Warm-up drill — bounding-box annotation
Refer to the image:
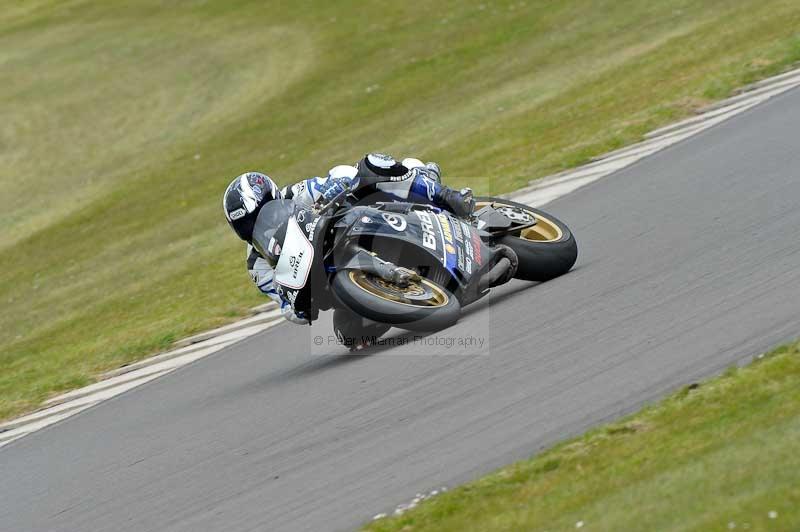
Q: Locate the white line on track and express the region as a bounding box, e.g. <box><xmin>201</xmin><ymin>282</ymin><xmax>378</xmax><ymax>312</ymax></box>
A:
<box><xmin>0</xmin><ymin>309</ymin><xmax>283</xmax><ymax>448</ymax></box>
<box><xmin>2</xmin><ymin>67</ymin><xmax>799</xmax><ymax>449</ymax></box>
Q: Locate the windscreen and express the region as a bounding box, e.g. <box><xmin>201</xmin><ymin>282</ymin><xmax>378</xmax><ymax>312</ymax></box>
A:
<box><xmin>251</xmin><ymin>199</ymin><xmax>296</xmax><ymax>258</ymax></box>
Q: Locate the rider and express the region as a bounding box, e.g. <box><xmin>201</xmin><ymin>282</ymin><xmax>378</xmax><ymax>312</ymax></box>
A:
<box><xmin>222</xmin><ymin>153</ymin><xmax>475</xmax><ymax>346</ymax></box>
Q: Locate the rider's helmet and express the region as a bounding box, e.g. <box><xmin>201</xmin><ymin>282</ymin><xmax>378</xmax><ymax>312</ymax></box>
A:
<box><xmin>222</xmin><ymin>172</ymin><xmax>280</xmax><ymax>242</ymax></box>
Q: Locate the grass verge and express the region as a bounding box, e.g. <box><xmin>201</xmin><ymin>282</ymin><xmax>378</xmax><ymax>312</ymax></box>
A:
<box><xmin>363</xmin><ymin>341</ymin><xmax>800</xmax><ymax>532</ymax></box>
<box><xmin>3</xmin><ymin>1</ymin><xmax>800</xmax><ymax>421</ymax></box>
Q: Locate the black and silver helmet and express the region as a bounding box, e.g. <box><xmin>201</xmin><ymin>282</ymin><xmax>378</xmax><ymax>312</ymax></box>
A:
<box><xmin>222</xmin><ymin>172</ymin><xmax>280</xmax><ymax>242</ymax></box>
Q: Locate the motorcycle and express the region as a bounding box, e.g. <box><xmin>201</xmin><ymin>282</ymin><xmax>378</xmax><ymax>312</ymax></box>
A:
<box><xmin>250</xmin><ymin>190</ymin><xmax>577</xmax><ymax>332</ymax></box>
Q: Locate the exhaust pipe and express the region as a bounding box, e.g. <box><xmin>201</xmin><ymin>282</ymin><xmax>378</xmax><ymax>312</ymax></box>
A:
<box><xmin>478</xmin><ymin>257</ymin><xmax>511</xmax><ymax>292</ymax></box>
<box><xmin>478</xmin><ymin>244</ymin><xmax>519</xmax><ymax>292</ymax></box>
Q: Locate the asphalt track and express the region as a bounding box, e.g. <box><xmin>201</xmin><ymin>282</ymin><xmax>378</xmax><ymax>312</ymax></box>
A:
<box><xmin>3</xmin><ymin>88</ymin><xmax>800</xmax><ymax>532</ymax></box>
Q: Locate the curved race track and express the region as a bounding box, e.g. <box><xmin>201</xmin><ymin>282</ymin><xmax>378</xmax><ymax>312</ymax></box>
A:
<box><xmin>2</xmin><ymin>88</ymin><xmax>800</xmax><ymax>532</ymax></box>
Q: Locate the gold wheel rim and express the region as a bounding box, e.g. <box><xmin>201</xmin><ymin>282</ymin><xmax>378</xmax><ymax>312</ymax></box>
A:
<box><xmin>475</xmin><ymin>201</ymin><xmax>563</xmax><ymax>242</ymax></box>
<box><xmin>348</xmin><ymin>270</ymin><xmax>449</xmax><ymax>308</ymax></box>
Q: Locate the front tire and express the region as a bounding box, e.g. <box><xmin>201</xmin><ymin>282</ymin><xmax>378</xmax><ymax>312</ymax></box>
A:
<box><xmin>476</xmin><ymin>197</ymin><xmax>578</xmax><ymax>282</ymax></box>
<box><xmin>332</xmin><ymin>270</ymin><xmax>461</xmax><ymax>331</ymax></box>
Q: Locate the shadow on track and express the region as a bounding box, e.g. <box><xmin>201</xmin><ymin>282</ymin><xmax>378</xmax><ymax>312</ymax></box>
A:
<box><xmin>214</xmin><ymin>268</ymin><xmax>581</xmax><ymax>402</ymax></box>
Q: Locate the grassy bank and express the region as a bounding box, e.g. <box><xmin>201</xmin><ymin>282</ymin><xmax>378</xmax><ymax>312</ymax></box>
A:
<box><xmin>2</xmin><ymin>0</ymin><xmax>800</xmax><ymax>421</ymax></box>
<box><xmin>364</xmin><ymin>341</ymin><xmax>800</xmax><ymax>531</ymax></box>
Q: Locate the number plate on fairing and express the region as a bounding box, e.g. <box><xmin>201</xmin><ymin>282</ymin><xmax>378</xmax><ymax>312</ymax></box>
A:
<box><xmin>275</xmin><ymin>217</ymin><xmax>314</xmax><ymax>290</ymax></box>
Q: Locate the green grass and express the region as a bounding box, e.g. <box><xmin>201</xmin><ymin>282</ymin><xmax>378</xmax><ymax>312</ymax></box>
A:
<box><xmin>364</xmin><ymin>342</ymin><xmax>800</xmax><ymax>532</ymax></box>
<box><xmin>3</xmin><ymin>0</ymin><xmax>800</xmax><ymax>421</ymax></box>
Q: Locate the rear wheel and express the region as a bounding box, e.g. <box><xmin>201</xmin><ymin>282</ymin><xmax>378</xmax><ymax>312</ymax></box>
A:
<box><xmin>332</xmin><ymin>270</ymin><xmax>461</xmax><ymax>331</ymax></box>
<box><xmin>475</xmin><ymin>197</ymin><xmax>577</xmax><ymax>281</ymax></box>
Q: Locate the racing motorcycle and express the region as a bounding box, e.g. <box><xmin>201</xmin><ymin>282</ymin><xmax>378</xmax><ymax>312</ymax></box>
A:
<box><xmin>251</xmin><ymin>190</ymin><xmax>577</xmax><ymax>332</ymax></box>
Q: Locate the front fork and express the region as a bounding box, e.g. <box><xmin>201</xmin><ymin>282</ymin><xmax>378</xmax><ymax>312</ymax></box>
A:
<box><xmin>337</xmin><ymin>247</ymin><xmax>421</xmax><ymax>287</ymax></box>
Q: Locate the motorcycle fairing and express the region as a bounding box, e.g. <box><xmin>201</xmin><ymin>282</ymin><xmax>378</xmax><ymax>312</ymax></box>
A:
<box><xmin>335</xmin><ymin>204</ymin><xmax>499</xmax><ymax>303</ymax></box>
<box><xmin>274</xmin><ymin>217</ymin><xmax>313</xmax><ymax>290</ymax></box>
<box><xmin>273</xmin><ymin>207</ymin><xmax>332</xmax><ymax>322</ymax></box>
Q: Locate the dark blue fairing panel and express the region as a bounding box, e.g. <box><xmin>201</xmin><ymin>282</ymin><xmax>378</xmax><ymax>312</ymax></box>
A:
<box><xmin>342</xmin><ymin>206</ymin><xmax>488</xmax><ymax>284</ymax></box>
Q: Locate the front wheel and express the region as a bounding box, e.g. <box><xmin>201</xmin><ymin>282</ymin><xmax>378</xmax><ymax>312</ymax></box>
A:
<box><xmin>332</xmin><ymin>270</ymin><xmax>461</xmax><ymax>331</ymax></box>
<box><xmin>475</xmin><ymin>197</ymin><xmax>578</xmax><ymax>282</ymax></box>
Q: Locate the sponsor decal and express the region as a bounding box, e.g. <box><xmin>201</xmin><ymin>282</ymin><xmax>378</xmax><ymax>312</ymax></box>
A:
<box><xmin>305</xmin><ymin>217</ymin><xmax>320</xmax><ymax>241</ymax></box>
<box><xmin>437</xmin><ymin>213</ymin><xmax>454</xmax><ymax>244</ymax></box>
<box><xmin>462</xmin><ymin>230</ymin><xmax>475</xmax><ymax>274</ymax></box>
<box><xmin>361</xmin><ymin>216</ymin><xmax>372</xmax><ymax>223</ymax></box>
<box><xmin>452</xmin><ymin>220</ymin><xmax>463</xmax><ymax>242</ymax></box>
<box><xmin>248</xmin><ymin>173</ymin><xmax>266</xmax><ymax>185</ymax></box>
<box><xmin>296</xmin><ymin>210</ymin><xmax>306</xmax><ymax>223</ymax></box>
<box><xmin>414</xmin><ymin>211</ymin><xmax>437</xmax><ymax>251</ymax></box>
<box><xmin>445</xmin><ymin>243</ymin><xmax>457</xmax><ymax>256</ymax></box>
<box><xmin>422</xmin><ymin>175</ymin><xmax>436</xmax><ymax>201</ymax></box>
<box><xmin>229</xmin><ymin>207</ymin><xmax>246</xmax><ymax>221</ymax></box>
<box><xmin>471</xmin><ymin>229</ymin><xmax>483</xmax><ymax>266</ymax></box>
<box><xmin>246</xmin><ymin>173</ymin><xmax>268</xmax><ymax>196</ymax></box>
<box><xmin>381</xmin><ymin>212</ymin><xmax>407</xmax><ymax>232</ymax></box>
<box><xmin>289</xmin><ymin>251</ymin><xmax>305</xmax><ymax>280</ymax></box>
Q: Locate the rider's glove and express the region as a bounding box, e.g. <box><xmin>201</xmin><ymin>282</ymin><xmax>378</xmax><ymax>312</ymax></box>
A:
<box><xmin>319</xmin><ymin>175</ymin><xmax>358</xmax><ymax>203</ymax></box>
<box><xmin>439</xmin><ymin>187</ymin><xmax>475</xmax><ymax>217</ymax></box>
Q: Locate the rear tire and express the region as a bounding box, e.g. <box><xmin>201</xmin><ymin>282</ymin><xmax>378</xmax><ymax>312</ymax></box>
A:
<box><xmin>476</xmin><ymin>197</ymin><xmax>578</xmax><ymax>282</ymax></box>
<box><xmin>332</xmin><ymin>270</ymin><xmax>461</xmax><ymax>331</ymax></box>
